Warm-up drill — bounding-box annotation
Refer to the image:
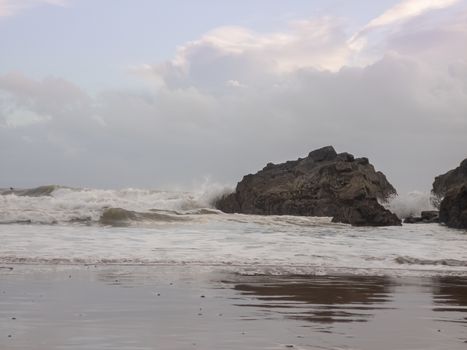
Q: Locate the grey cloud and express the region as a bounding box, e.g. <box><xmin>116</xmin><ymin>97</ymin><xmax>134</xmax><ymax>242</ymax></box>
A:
<box><xmin>1</xmin><ymin>10</ymin><xmax>466</xmax><ymax>192</ymax></box>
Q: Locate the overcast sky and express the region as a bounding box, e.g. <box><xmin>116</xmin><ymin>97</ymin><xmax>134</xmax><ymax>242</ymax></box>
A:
<box><xmin>0</xmin><ymin>0</ymin><xmax>466</xmax><ymax>193</ymax></box>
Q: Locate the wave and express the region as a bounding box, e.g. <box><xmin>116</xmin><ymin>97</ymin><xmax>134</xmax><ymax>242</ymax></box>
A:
<box><xmin>384</xmin><ymin>191</ymin><xmax>436</xmax><ymax>218</ymax></box>
<box><xmin>99</xmin><ymin>208</ymin><xmax>191</xmax><ymax>226</ymax></box>
<box><xmin>0</xmin><ymin>184</ymin><xmax>228</xmax><ymax>225</ymax></box>
<box><xmin>1</xmin><ymin>256</ymin><xmax>467</xmax><ymax>277</ymax></box>
<box><xmin>395</xmin><ymin>256</ymin><xmax>467</xmax><ymax>267</ymax></box>
<box><xmin>0</xmin><ymin>185</ymin><xmax>62</xmax><ymax>197</ymax></box>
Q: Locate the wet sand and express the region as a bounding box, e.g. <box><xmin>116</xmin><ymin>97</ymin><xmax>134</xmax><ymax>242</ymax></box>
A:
<box><xmin>1</xmin><ymin>265</ymin><xmax>467</xmax><ymax>350</ymax></box>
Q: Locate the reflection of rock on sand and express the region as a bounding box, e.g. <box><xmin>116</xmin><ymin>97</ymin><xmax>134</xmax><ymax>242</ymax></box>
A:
<box><xmin>230</xmin><ymin>276</ymin><xmax>393</xmax><ymax>324</ymax></box>
<box><xmin>432</xmin><ymin>277</ymin><xmax>467</xmax><ymax>314</ymax></box>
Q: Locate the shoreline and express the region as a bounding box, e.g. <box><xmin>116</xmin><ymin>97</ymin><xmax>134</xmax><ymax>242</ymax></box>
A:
<box><xmin>2</xmin><ymin>262</ymin><xmax>467</xmax><ymax>278</ymax></box>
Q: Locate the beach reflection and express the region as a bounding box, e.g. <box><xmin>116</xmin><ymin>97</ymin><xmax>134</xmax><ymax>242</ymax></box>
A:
<box><xmin>230</xmin><ymin>275</ymin><xmax>393</xmax><ymax>324</ymax></box>
<box><xmin>432</xmin><ymin>277</ymin><xmax>467</xmax><ymax>325</ymax></box>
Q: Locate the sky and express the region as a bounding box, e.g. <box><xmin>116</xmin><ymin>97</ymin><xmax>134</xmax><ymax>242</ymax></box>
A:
<box><xmin>0</xmin><ymin>0</ymin><xmax>466</xmax><ymax>193</ymax></box>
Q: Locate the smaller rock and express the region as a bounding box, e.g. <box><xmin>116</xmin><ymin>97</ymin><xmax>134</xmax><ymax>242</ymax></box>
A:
<box><xmin>308</xmin><ymin>146</ymin><xmax>337</xmax><ymax>162</ymax></box>
<box><xmin>404</xmin><ymin>210</ymin><xmax>440</xmax><ymax>224</ymax></box>
<box><xmin>421</xmin><ymin>211</ymin><xmax>439</xmax><ymax>221</ymax></box>
<box><xmin>404</xmin><ymin>216</ymin><xmax>422</xmax><ymax>224</ymax></box>
<box><xmin>337</xmin><ymin>152</ymin><xmax>355</xmax><ymax>162</ymax></box>
<box><xmin>331</xmin><ymin>199</ymin><xmax>401</xmax><ymax>226</ymax></box>
<box><xmin>355</xmin><ymin>157</ymin><xmax>369</xmax><ymax>165</ymax></box>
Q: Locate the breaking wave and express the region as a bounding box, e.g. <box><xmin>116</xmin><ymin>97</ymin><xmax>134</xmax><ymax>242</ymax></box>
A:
<box><xmin>99</xmin><ymin>208</ymin><xmax>192</xmax><ymax>226</ymax></box>
<box><xmin>384</xmin><ymin>191</ymin><xmax>436</xmax><ymax>218</ymax></box>
<box><xmin>0</xmin><ymin>185</ymin><xmax>64</xmax><ymax>197</ymax></box>
<box><xmin>0</xmin><ymin>184</ymin><xmax>228</xmax><ymax>225</ymax></box>
<box><xmin>395</xmin><ymin>256</ymin><xmax>467</xmax><ymax>267</ymax></box>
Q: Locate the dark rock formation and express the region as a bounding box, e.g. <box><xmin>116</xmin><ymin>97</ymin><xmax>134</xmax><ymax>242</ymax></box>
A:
<box><xmin>432</xmin><ymin>159</ymin><xmax>467</xmax><ymax>199</ymax></box>
<box><xmin>404</xmin><ymin>216</ymin><xmax>423</xmax><ymax>224</ymax></box>
<box><xmin>216</xmin><ymin>146</ymin><xmax>401</xmax><ymax>226</ymax></box>
<box><xmin>404</xmin><ymin>210</ymin><xmax>439</xmax><ymax>224</ymax></box>
<box><xmin>439</xmin><ymin>185</ymin><xmax>467</xmax><ymax>229</ymax></box>
<box><xmin>421</xmin><ymin>210</ymin><xmax>439</xmax><ymax>222</ymax></box>
<box><xmin>433</xmin><ymin>158</ymin><xmax>467</xmax><ymax>229</ymax></box>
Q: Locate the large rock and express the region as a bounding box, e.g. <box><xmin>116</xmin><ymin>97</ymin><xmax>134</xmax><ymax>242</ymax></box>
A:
<box><xmin>433</xmin><ymin>158</ymin><xmax>467</xmax><ymax>229</ymax></box>
<box><xmin>439</xmin><ymin>185</ymin><xmax>467</xmax><ymax>229</ymax></box>
<box><xmin>432</xmin><ymin>159</ymin><xmax>467</xmax><ymax>199</ymax></box>
<box><xmin>216</xmin><ymin>146</ymin><xmax>401</xmax><ymax>226</ymax></box>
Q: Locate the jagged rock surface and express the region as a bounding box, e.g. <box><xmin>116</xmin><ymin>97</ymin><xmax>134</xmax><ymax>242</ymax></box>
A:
<box><xmin>216</xmin><ymin>146</ymin><xmax>401</xmax><ymax>226</ymax></box>
<box><xmin>404</xmin><ymin>210</ymin><xmax>439</xmax><ymax>224</ymax></box>
<box><xmin>433</xmin><ymin>159</ymin><xmax>467</xmax><ymax>199</ymax></box>
<box><xmin>433</xmin><ymin>158</ymin><xmax>467</xmax><ymax>229</ymax></box>
<box><xmin>439</xmin><ymin>185</ymin><xmax>467</xmax><ymax>229</ymax></box>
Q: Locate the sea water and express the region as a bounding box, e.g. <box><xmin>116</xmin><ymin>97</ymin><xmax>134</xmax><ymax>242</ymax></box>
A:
<box><xmin>0</xmin><ymin>186</ymin><xmax>466</xmax><ymax>276</ymax></box>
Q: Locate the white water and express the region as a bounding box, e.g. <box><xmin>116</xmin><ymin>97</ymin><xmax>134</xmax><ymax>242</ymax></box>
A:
<box><xmin>384</xmin><ymin>191</ymin><xmax>436</xmax><ymax>218</ymax></box>
<box><xmin>0</xmin><ymin>186</ymin><xmax>225</xmax><ymax>224</ymax></box>
<box><xmin>0</xmin><ymin>186</ymin><xmax>466</xmax><ymax>276</ymax></box>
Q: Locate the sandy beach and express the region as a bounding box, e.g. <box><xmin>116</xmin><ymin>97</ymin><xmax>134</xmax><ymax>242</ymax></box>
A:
<box><xmin>1</xmin><ymin>264</ymin><xmax>466</xmax><ymax>350</ymax></box>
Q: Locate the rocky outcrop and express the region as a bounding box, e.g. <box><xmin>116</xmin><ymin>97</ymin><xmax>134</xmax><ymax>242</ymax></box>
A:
<box><xmin>432</xmin><ymin>159</ymin><xmax>467</xmax><ymax>203</ymax></box>
<box><xmin>216</xmin><ymin>146</ymin><xmax>401</xmax><ymax>226</ymax></box>
<box><xmin>433</xmin><ymin>158</ymin><xmax>467</xmax><ymax>229</ymax></box>
<box><xmin>439</xmin><ymin>185</ymin><xmax>467</xmax><ymax>229</ymax></box>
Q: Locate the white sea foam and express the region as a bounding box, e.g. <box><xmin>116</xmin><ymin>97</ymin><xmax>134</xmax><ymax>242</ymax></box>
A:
<box><xmin>0</xmin><ymin>185</ymin><xmax>227</xmax><ymax>225</ymax></box>
<box><xmin>384</xmin><ymin>191</ymin><xmax>436</xmax><ymax>218</ymax></box>
<box><xmin>1</xmin><ymin>186</ymin><xmax>466</xmax><ymax>277</ymax></box>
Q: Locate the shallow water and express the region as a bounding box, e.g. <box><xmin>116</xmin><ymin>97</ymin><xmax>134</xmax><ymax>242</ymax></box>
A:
<box><xmin>0</xmin><ymin>186</ymin><xmax>466</xmax><ymax>276</ymax></box>
<box><xmin>0</xmin><ymin>219</ymin><xmax>466</xmax><ymax>276</ymax></box>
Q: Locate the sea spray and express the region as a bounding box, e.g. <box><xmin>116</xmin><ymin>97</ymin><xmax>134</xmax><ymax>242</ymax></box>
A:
<box><xmin>384</xmin><ymin>191</ymin><xmax>436</xmax><ymax>218</ymax></box>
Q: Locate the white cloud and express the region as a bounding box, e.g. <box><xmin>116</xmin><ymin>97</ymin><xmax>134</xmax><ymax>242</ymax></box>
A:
<box><xmin>225</xmin><ymin>80</ymin><xmax>246</xmax><ymax>88</ymax></box>
<box><xmin>349</xmin><ymin>0</ymin><xmax>461</xmax><ymax>50</ymax></box>
<box><xmin>139</xmin><ymin>17</ymin><xmax>351</xmax><ymax>89</ymax></box>
<box><xmin>138</xmin><ymin>0</ymin><xmax>465</xmax><ymax>88</ymax></box>
<box><xmin>0</xmin><ymin>0</ymin><xmax>67</xmax><ymax>17</ymax></box>
<box><xmin>365</xmin><ymin>0</ymin><xmax>459</xmax><ymax>29</ymax></box>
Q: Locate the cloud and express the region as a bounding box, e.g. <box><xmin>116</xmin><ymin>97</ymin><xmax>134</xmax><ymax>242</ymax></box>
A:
<box><xmin>137</xmin><ymin>17</ymin><xmax>352</xmax><ymax>89</ymax></box>
<box><xmin>365</xmin><ymin>0</ymin><xmax>459</xmax><ymax>29</ymax></box>
<box><xmin>138</xmin><ymin>0</ymin><xmax>466</xmax><ymax>85</ymax></box>
<box><xmin>349</xmin><ymin>0</ymin><xmax>462</xmax><ymax>50</ymax></box>
<box><xmin>0</xmin><ymin>0</ymin><xmax>67</xmax><ymax>17</ymax></box>
<box><xmin>2</xmin><ymin>109</ymin><xmax>51</xmax><ymax>128</ymax></box>
<box><xmin>0</xmin><ymin>1</ymin><xmax>466</xmax><ymax>191</ymax></box>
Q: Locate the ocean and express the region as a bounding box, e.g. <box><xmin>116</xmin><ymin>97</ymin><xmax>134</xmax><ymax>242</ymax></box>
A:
<box><xmin>0</xmin><ymin>185</ymin><xmax>466</xmax><ymax>276</ymax></box>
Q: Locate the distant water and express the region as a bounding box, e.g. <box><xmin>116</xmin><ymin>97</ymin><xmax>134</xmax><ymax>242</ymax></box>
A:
<box><xmin>0</xmin><ymin>186</ymin><xmax>466</xmax><ymax>276</ymax></box>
